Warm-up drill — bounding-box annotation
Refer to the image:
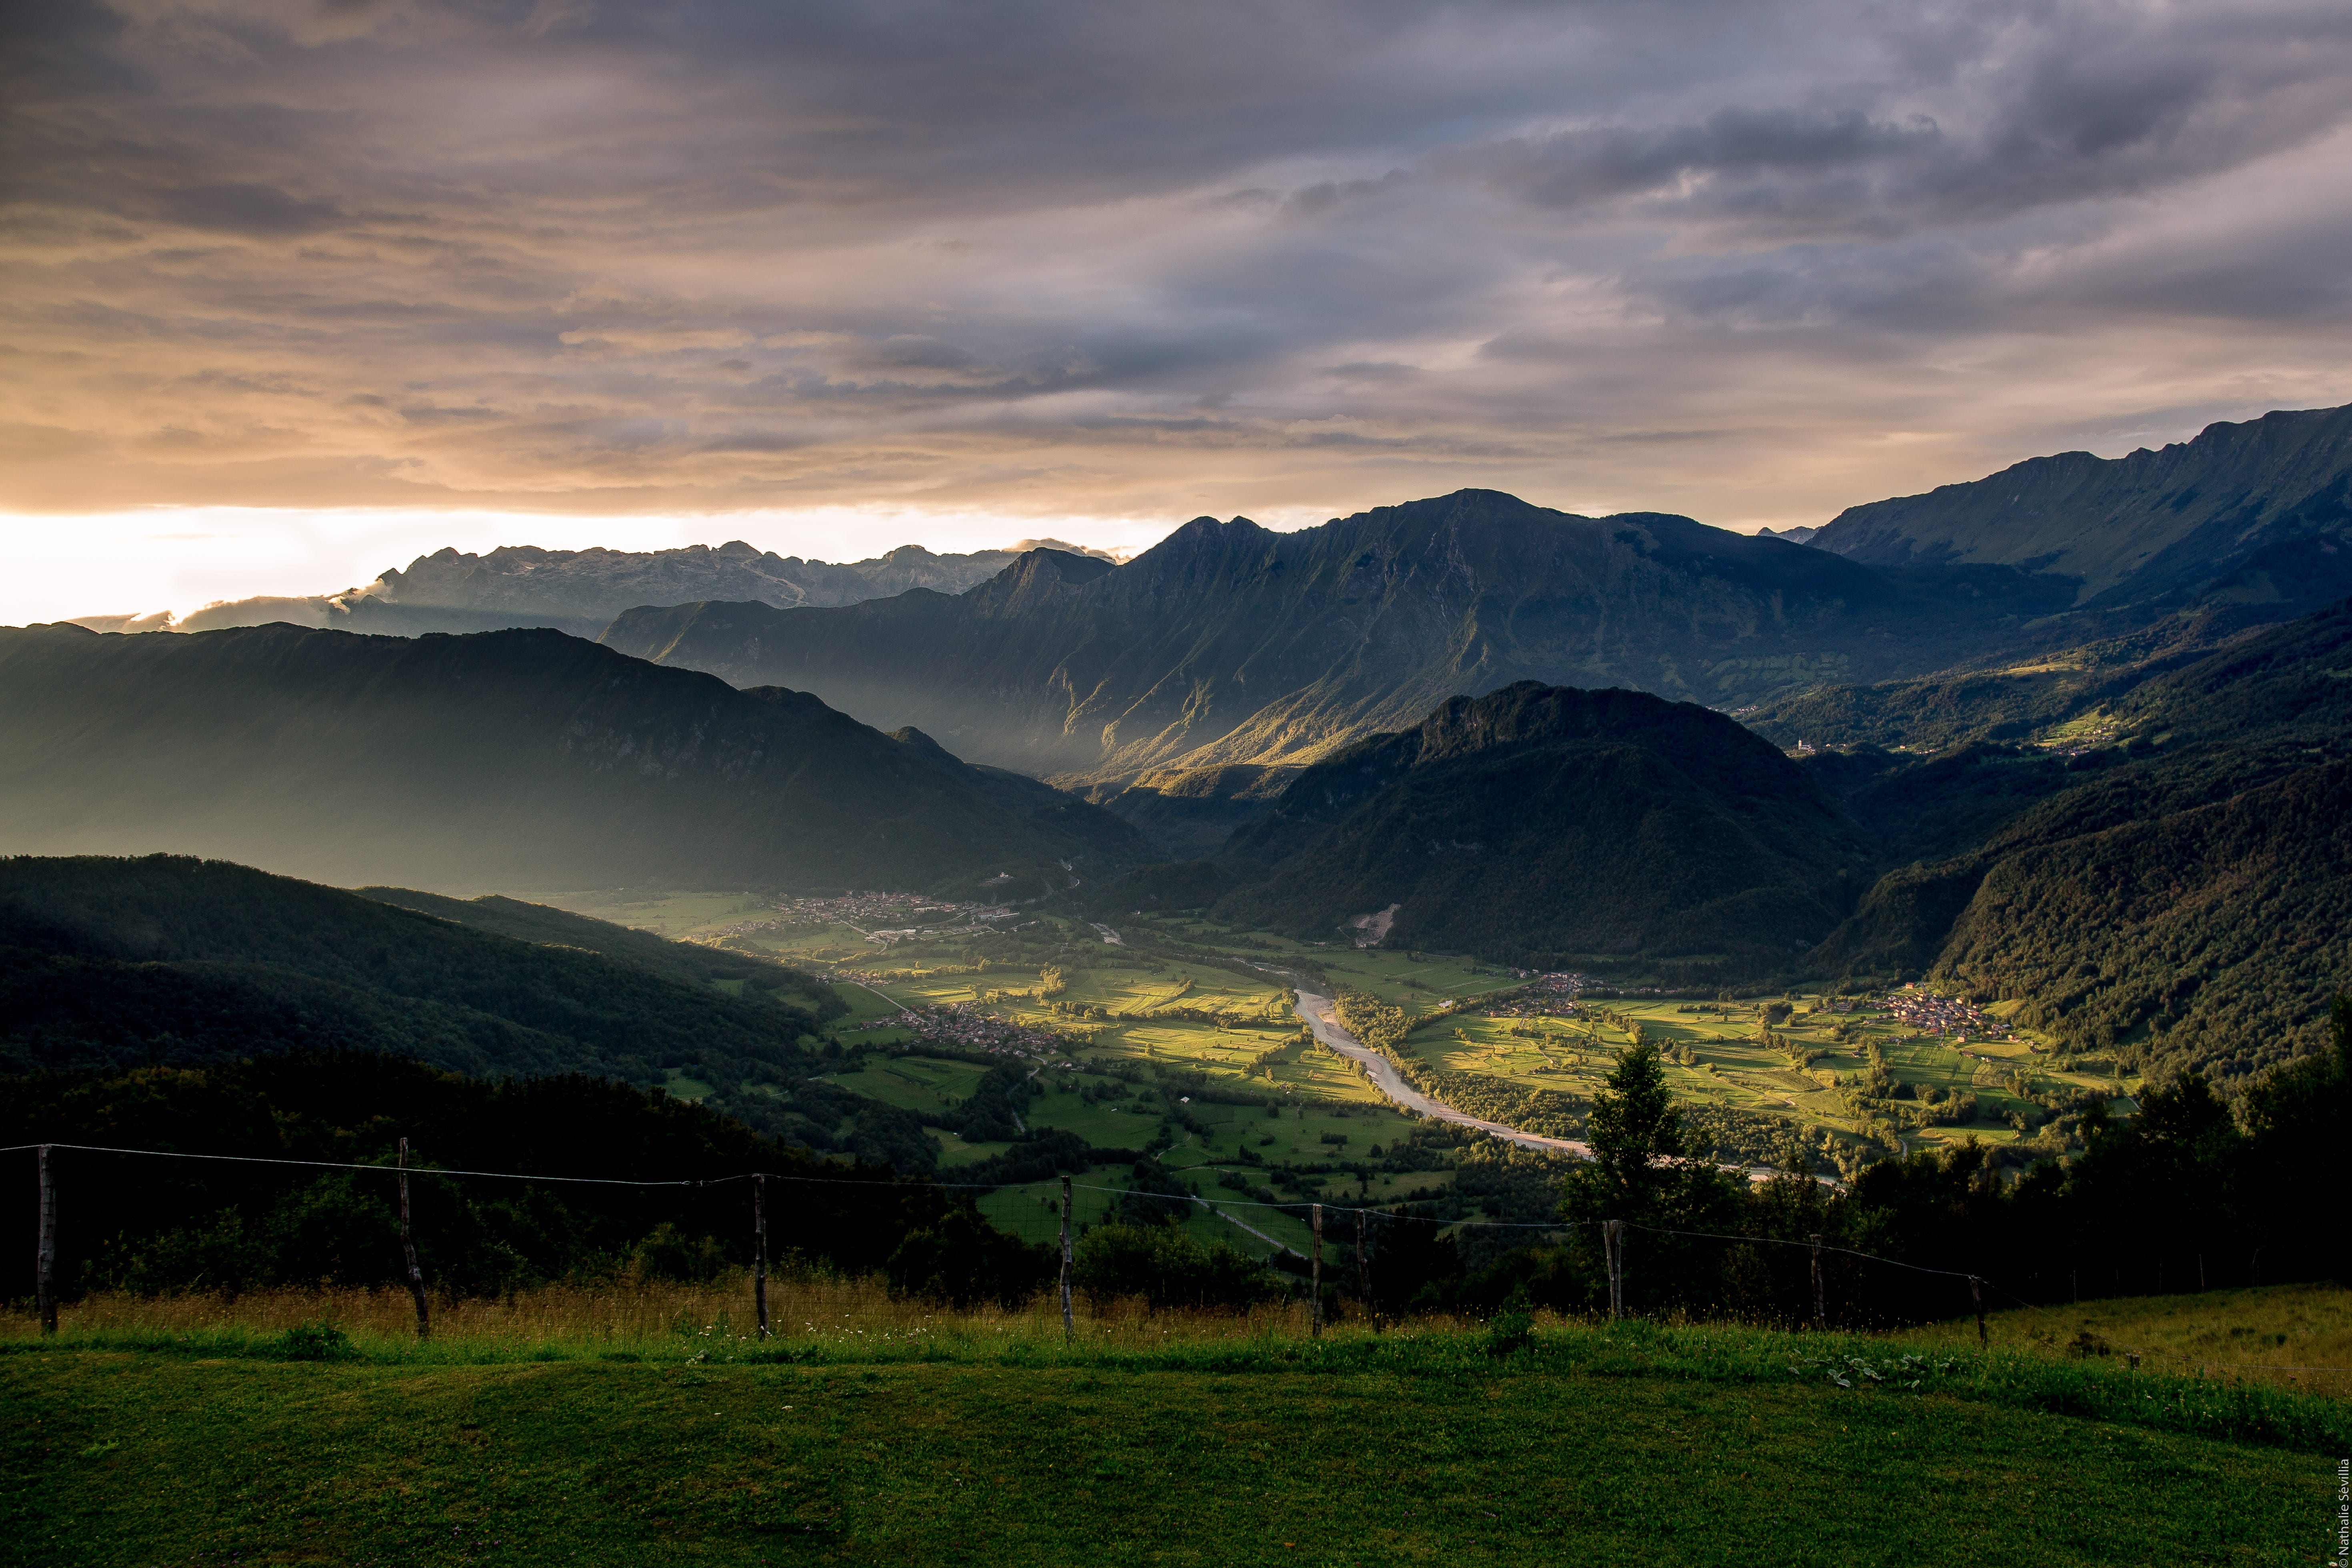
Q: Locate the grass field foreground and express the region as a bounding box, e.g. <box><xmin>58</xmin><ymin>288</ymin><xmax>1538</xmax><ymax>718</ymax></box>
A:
<box><xmin>4</xmin><ymin>1327</ymin><xmax>2336</xmax><ymax>1565</ymax></box>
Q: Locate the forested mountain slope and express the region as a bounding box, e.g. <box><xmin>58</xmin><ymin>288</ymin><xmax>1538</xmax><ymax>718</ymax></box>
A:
<box><xmin>0</xmin><ymin>856</ymin><xmax>837</xmax><ymax>1082</ymax></box>
<box><xmin>1184</xmin><ymin>683</ymin><xmax>1870</xmax><ymax>969</ymax></box>
<box><xmin>0</xmin><ymin>622</ymin><xmax>1151</xmax><ymax>895</ymax></box>
<box><xmin>1744</xmin><ymin>607</ymin><xmax>2263</xmax><ymax>757</ymax></box>
<box><xmin>1810</xmin><ymin>402</ymin><xmax>2352</xmax><ymax>611</ymax></box>
<box><xmin>1792</xmin><ymin>599</ymin><xmax>2352</xmax><ymax>1086</ymax></box>
<box><xmin>0</xmin><ymin>855</ymin><xmax>969</xmax><ymax>1170</ymax></box>
<box><xmin>601</xmin><ymin>491</ymin><xmax>2074</xmax><ymax>789</ymax></box>
<box><xmin>1932</xmin><ymin>760</ymin><xmax>2351</xmax><ymax>1086</ymax></box>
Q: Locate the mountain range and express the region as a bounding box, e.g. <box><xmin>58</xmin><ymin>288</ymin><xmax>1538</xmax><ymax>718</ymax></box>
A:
<box><xmin>76</xmin><ymin>539</ymin><xmax>1119</xmax><ymax>639</ymax></box>
<box><xmin>14</xmin><ymin>402</ymin><xmax>2352</xmax><ymax>1092</ymax></box>
<box><xmin>1810</xmin><ymin>404</ymin><xmax>2352</xmax><ymax>612</ymax></box>
<box><xmin>0</xmin><ymin>622</ymin><xmax>1152</xmax><ymax>895</ymax></box>
<box><xmin>591</xmin><ymin>404</ymin><xmax>2352</xmax><ymax>867</ymax></box>
<box><xmin>600</xmin><ymin>492</ymin><xmax>2077</xmax><ymax>796</ymax></box>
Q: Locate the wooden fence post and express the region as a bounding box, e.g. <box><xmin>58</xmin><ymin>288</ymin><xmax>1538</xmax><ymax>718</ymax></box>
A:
<box><xmin>1058</xmin><ymin>1174</ymin><xmax>1074</xmax><ymax>1343</ymax></box>
<box><xmin>35</xmin><ymin>1145</ymin><xmax>57</xmax><ymax>1336</ymax></box>
<box><xmin>1355</xmin><ymin>1208</ymin><xmax>1370</xmax><ymax>1326</ymax></box>
<box><xmin>1604</xmin><ymin>1220</ymin><xmax>1623</xmax><ymax>1322</ymax></box>
<box><xmin>752</xmin><ymin>1173</ymin><xmax>770</xmax><ymax>1340</ymax></box>
<box><xmin>1970</xmin><ymin>1276</ymin><xmax>1986</xmax><ymax>1350</ymax></box>
<box><xmin>1310</xmin><ymin>1203</ymin><xmax>1323</xmax><ymax>1338</ymax></box>
<box><xmin>397</xmin><ymin>1138</ymin><xmax>430</xmax><ymax>1341</ymax></box>
<box><xmin>1810</xmin><ymin>1232</ymin><xmax>1825</xmax><ymax>1329</ymax></box>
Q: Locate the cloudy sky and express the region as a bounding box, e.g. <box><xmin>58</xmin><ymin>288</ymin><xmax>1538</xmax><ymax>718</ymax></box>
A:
<box><xmin>6</xmin><ymin>0</ymin><xmax>2352</xmax><ymax>618</ymax></box>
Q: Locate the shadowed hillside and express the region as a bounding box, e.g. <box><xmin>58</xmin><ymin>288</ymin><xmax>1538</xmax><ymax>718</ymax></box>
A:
<box><xmin>0</xmin><ymin>855</ymin><xmax>838</xmax><ymax>1082</ymax></box>
<box><xmin>1198</xmin><ymin>682</ymin><xmax>1869</xmax><ymax>971</ymax></box>
<box><xmin>0</xmin><ymin>623</ymin><xmax>1153</xmax><ymax>896</ymax></box>
<box><xmin>0</xmin><ymin>855</ymin><xmax>966</xmax><ymax>1170</ymax></box>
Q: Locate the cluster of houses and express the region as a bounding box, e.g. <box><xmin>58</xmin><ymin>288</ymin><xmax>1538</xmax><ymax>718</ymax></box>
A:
<box><xmin>1882</xmin><ymin>986</ymin><xmax>2009</xmax><ymax>1043</ymax></box>
<box><xmin>769</xmin><ymin>891</ymin><xmax>974</xmax><ymax>927</ymax></box>
<box><xmin>1483</xmin><ymin>971</ymin><xmax>1589</xmax><ymax>1019</ymax></box>
<box><xmin>863</xmin><ymin>1001</ymin><xmax>1083</xmax><ymax>1063</ymax></box>
<box><xmin>724</xmin><ymin>891</ymin><xmax>1020</xmax><ymax>947</ymax></box>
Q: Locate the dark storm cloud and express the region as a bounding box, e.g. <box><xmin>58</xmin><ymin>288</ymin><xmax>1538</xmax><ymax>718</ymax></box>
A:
<box><xmin>1462</xmin><ymin>108</ymin><xmax>1944</xmax><ymax>217</ymax></box>
<box><xmin>3</xmin><ymin>0</ymin><xmax>2350</xmax><ymax>531</ymax></box>
<box><xmin>1451</xmin><ymin>3</ymin><xmax>2352</xmax><ymax>241</ymax></box>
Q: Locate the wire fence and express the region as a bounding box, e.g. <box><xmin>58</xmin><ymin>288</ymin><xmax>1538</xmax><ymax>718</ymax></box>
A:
<box><xmin>0</xmin><ymin>1139</ymin><xmax>1992</xmax><ymax>1324</ymax></box>
<box><xmin>9</xmin><ymin>1139</ymin><xmax>2345</xmax><ymax>1385</ymax></box>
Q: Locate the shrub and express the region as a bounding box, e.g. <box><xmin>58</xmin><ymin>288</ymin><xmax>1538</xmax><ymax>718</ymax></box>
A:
<box><xmin>884</xmin><ymin>1207</ymin><xmax>1049</xmax><ymax>1311</ymax></box>
<box><xmin>633</xmin><ymin>1223</ymin><xmax>733</xmax><ymax>1284</ymax></box>
<box><xmin>1487</xmin><ymin>1289</ymin><xmax>1536</xmax><ymax>1356</ymax></box>
<box><xmin>1072</xmin><ymin>1224</ymin><xmax>1284</xmax><ymax>1312</ymax></box>
<box><xmin>274</xmin><ymin>1321</ymin><xmax>356</xmax><ymax>1362</ymax></box>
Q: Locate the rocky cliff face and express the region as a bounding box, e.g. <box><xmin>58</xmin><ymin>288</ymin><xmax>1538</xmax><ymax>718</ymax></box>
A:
<box><xmin>372</xmin><ymin>540</ymin><xmax>1043</xmax><ymax>615</ymax></box>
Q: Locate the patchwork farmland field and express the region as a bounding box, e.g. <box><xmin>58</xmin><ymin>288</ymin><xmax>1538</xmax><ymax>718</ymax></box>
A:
<box><xmin>539</xmin><ymin>892</ymin><xmax>2151</xmax><ymax>1227</ymax></box>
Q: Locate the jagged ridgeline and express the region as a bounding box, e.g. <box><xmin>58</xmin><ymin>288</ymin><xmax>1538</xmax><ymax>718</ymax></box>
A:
<box><xmin>0</xmin><ymin>622</ymin><xmax>1152</xmax><ymax>895</ymax></box>
<box><xmin>0</xmin><ymin>855</ymin><xmax>842</xmax><ymax>1082</ymax></box>
<box><xmin>599</xmin><ymin>490</ymin><xmax>2076</xmax><ymax>788</ymax></box>
<box><xmin>140</xmin><ymin>538</ymin><xmax>1099</xmax><ymax>638</ymax></box>
<box><xmin>1114</xmin><ymin>683</ymin><xmax>1872</xmax><ymax>972</ymax></box>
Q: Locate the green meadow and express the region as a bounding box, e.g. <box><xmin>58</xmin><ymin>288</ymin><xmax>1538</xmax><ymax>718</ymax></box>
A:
<box><xmin>4</xmin><ymin>1300</ymin><xmax>2334</xmax><ymax>1567</ymax></box>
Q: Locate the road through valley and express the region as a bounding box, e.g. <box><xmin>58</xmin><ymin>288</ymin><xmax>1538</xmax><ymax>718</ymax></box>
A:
<box><xmin>1292</xmin><ymin>990</ymin><xmax>1592</xmax><ymax>1158</ymax></box>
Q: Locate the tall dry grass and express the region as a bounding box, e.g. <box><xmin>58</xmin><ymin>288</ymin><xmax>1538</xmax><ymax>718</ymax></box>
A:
<box><xmin>9</xmin><ymin>1273</ymin><xmax>2345</xmax><ymax>1398</ymax></box>
<box><xmin>0</xmin><ymin>1269</ymin><xmax>1374</xmax><ymax>1359</ymax></box>
<box><xmin>1906</xmin><ymin>1280</ymin><xmax>2352</xmax><ymax>1396</ymax></box>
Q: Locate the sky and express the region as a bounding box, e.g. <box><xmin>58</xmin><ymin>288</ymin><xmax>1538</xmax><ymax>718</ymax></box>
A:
<box><xmin>6</xmin><ymin>0</ymin><xmax>2352</xmax><ymax>622</ymax></box>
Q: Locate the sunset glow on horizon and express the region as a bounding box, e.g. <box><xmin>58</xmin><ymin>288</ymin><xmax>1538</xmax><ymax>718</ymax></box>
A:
<box><xmin>8</xmin><ymin>0</ymin><xmax>2352</xmax><ymax>620</ymax></box>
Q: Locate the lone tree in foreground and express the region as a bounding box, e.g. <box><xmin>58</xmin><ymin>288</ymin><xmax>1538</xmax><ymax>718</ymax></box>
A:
<box><xmin>1569</xmin><ymin>1041</ymin><xmax>1686</xmax><ymax>1218</ymax></box>
<box><xmin>1558</xmin><ymin>1041</ymin><xmax>1741</xmax><ymax>1310</ymax></box>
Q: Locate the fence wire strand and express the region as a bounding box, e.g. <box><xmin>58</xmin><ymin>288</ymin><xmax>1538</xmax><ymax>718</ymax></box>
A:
<box><xmin>6</xmin><ymin>1138</ymin><xmax>1999</xmax><ymax>1292</ymax></box>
